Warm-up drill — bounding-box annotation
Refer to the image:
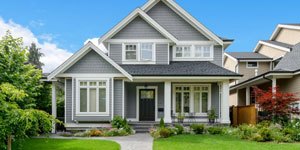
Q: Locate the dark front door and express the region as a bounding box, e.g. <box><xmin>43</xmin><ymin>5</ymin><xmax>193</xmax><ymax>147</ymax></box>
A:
<box><xmin>139</xmin><ymin>89</ymin><xmax>155</xmax><ymax>121</ymax></box>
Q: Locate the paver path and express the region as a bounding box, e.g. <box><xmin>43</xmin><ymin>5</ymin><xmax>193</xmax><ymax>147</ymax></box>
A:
<box><xmin>47</xmin><ymin>133</ymin><xmax>153</xmax><ymax>150</ymax></box>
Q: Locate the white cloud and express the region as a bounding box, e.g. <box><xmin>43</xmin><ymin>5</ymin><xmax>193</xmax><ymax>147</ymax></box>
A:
<box><xmin>84</xmin><ymin>38</ymin><xmax>108</xmax><ymax>53</ymax></box>
<box><xmin>0</xmin><ymin>18</ymin><xmax>72</xmax><ymax>73</ymax></box>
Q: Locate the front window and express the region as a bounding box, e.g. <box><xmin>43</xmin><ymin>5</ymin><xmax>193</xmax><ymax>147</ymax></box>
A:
<box><xmin>125</xmin><ymin>44</ymin><xmax>137</xmax><ymax>60</ymax></box>
<box><xmin>78</xmin><ymin>80</ymin><xmax>108</xmax><ymax>114</ymax></box>
<box><xmin>174</xmin><ymin>85</ymin><xmax>210</xmax><ymax>115</ymax></box>
<box><xmin>140</xmin><ymin>43</ymin><xmax>154</xmax><ymax>61</ymax></box>
<box><xmin>123</xmin><ymin>43</ymin><xmax>155</xmax><ymax>62</ymax></box>
<box><xmin>174</xmin><ymin>45</ymin><xmax>213</xmax><ymax>59</ymax></box>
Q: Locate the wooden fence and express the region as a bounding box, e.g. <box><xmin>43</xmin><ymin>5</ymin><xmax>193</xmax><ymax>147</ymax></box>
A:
<box><xmin>230</xmin><ymin>105</ymin><xmax>257</xmax><ymax>126</ymax></box>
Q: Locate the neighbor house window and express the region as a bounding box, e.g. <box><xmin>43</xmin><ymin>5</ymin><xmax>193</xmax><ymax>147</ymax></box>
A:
<box><xmin>247</xmin><ymin>62</ymin><xmax>258</xmax><ymax>68</ymax></box>
<box><xmin>123</xmin><ymin>43</ymin><xmax>155</xmax><ymax>62</ymax></box>
<box><xmin>77</xmin><ymin>79</ymin><xmax>108</xmax><ymax>115</ymax></box>
<box><xmin>174</xmin><ymin>85</ymin><xmax>210</xmax><ymax>115</ymax></box>
<box><xmin>140</xmin><ymin>43</ymin><xmax>154</xmax><ymax>61</ymax></box>
<box><xmin>125</xmin><ymin>44</ymin><xmax>137</xmax><ymax>60</ymax></box>
<box><xmin>174</xmin><ymin>45</ymin><xmax>213</xmax><ymax>59</ymax></box>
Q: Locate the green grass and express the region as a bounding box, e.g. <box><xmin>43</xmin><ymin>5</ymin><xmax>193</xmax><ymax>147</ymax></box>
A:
<box><xmin>13</xmin><ymin>138</ymin><xmax>120</xmax><ymax>150</ymax></box>
<box><xmin>154</xmin><ymin>135</ymin><xmax>300</xmax><ymax>150</ymax></box>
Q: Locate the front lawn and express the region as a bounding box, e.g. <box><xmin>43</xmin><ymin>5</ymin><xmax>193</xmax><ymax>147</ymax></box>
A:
<box><xmin>13</xmin><ymin>138</ymin><xmax>120</xmax><ymax>150</ymax></box>
<box><xmin>154</xmin><ymin>135</ymin><xmax>300</xmax><ymax>150</ymax></box>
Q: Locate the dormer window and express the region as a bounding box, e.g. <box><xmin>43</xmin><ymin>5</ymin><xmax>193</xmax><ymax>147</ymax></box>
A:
<box><xmin>173</xmin><ymin>45</ymin><xmax>213</xmax><ymax>61</ymax></box>
<box><xmin>122</xmin><ymin>43</ymin><xmax>155</xmax><ymax>64</ymax></box>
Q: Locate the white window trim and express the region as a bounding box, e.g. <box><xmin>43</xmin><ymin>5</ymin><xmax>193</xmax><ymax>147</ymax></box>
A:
<box><xmin>246</xmin><ymin>62</ymin><xmax>259</xmax><ymax>68</ymax></box>
<box><xmin>75</xmin><ymin>78</ymin><xmax>110</xmax><ymax>116</ymax></box>
<box><xmin>122</xmin><ymin>43</ymin><xmax>156</xmax><ymax>64</ymax></box>
<box><xmin>172</xmin><ymin>45</ymin><xmax>214</xmax><ymax>61</ymax></box>
<box><xmin>172</xmin><ymin>84</ymin><xmax>211</xmax><ymax>116</ymax></box>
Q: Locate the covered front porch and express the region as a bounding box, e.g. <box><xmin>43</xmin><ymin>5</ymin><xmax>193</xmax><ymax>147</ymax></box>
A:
<box><xmin>123</xmin><ymin>79</ymin><xmax>231</xmax><ymax>124</ymax></box>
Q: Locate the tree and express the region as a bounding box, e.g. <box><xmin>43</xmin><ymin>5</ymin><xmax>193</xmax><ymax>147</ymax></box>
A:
<box><xmin>0</xmin><ymin>83</ymin><xmax>55</xmax><ymax>150</ymax></box>
<box><xmin>0</xmin><ymin>31</ymin><xmax>57</xmax><ymax>150</ymax></box>
<box><xmin>0</xmin><ymin>31</ymin><xmax>42</xmax><ymax>109</ymax></box>
<box><xmin>28</xmin><ymin>43</ymin><xmax>44</xmax><ymax>69</ymax></box>
<box><xmin>253</xmin><ymin>86</ymin><xmax>299</xmax><ymax>123</ymax></box>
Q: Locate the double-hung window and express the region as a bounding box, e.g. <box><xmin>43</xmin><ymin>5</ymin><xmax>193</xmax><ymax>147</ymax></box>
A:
<box><xmin>125</xmin><ymin>44</ymin><xmax>138</xmax><ymax>61</ymax></box>
<box><xmin>140</xmin><ymin>43</ymin><xmax>154</xmax><ymax>61</ymax></box>
<box><xmin>123</xmin><ymin>43</ymin><xmax>155</xmax><ymax>62</ymax></box>
<box><xmin>174</xmin><ymin>85</ymin><xmax>210</xmax><ymax>115</ymax></box>
<box><xmin>174</xmin><ymin>45</ymin><xmax>213</xmax><ymax>60</ymax></box>
<box><xmin>77</xmin><ymin>79</ymin><xmax>109</xmax><ymax>115</ymax></box>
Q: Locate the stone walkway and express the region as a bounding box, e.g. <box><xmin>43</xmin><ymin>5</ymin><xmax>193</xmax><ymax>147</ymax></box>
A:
<box><xmin>47</xmin><ymin>133</ymin><xmax>153</xmax><ymax>150</ymax></box>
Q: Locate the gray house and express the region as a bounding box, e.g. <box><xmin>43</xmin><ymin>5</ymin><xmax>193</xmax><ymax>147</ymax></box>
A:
<box><xmin>48</xmin><ymin>0</ymin><xmax>241</xmax><ymax>131</ymax></box>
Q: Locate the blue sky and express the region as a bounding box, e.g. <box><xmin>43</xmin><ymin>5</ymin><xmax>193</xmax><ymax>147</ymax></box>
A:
<box><xmin>0</xmin><ymin>0</ymin><xmax>300</xmax><ymax>72</ymax></box>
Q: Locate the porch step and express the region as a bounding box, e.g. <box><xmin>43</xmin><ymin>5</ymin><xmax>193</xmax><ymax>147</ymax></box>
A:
<box><xmin>129</xmin><ymin>122</ymin><xmax>158</xmax><ymax>133</ymax></box>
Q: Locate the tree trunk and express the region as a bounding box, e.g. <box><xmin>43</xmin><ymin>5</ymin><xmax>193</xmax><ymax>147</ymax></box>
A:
<box><xmin>7</xmin><ymin>135</ymin><xmax>12</xmax><ymax>150</ymax></box>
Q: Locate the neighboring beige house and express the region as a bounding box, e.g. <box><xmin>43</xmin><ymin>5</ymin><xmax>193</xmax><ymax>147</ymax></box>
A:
<box><xmin>225</xmin><ymin>24</ymin><xmax>300</xmax><ymax>107</ymax></box>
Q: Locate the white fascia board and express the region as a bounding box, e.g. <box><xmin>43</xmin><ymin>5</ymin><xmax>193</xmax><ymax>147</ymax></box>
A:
<box><xmin>47</xmin><ymin>42</ymin><xmax>132</xmax><ymax>81</ymax></box>
<box><xmin>141</xmin><ymin>0</ymin><xmax>224</xmax><ymax>45</ymax></box>
<box><xmin>98</xmin><ymin>8</ymin><xmax>178</xmax><ymax>44</ymax></box>
<box><xmin>239</xmin><ymin>60</ymin><xmax>272</xmax><ymax>62</ymax></box>
<box><xmin>224</xmin><ymin>53</ymin><xmax>238</xmax><ymax>62</ymax></box>
<box><xmin>270</xmin><ymin>24</ymin><xmax>300</xmax><ymax>40</ymax></box>
<box><xmin>253</xmin><ymin>40</ymin><xmax>291</xmax><ymax>53</ymax></box>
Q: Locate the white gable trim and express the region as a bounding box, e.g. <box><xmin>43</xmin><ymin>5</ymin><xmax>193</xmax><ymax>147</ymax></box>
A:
<box><xmin>142</xmin><ymin>0</ymin><xmax>224</xmax><ymax>45</ymax></box>
<box><xmin>224</xmin><ymin>53</ymin><xmax>238</xmax><ymax>62</ymax></box>
<box><xmin>270</xmin><ymin>24</ymin><xmax>300</xmax><ymax>41</ymax></box>
<box><xmin>253</xmin><ymin>40</ymin><xmax>291</xmax><ymax>53</ymax></box>
<box><xmin>98</xmin><ymin>8</ymin><xmax>178</xmax><ymax>44</ymax></box>
<box><xmin>47</xmin><ymin>42</ymin><xmax>132</xmax><ymax>81</ymax></box>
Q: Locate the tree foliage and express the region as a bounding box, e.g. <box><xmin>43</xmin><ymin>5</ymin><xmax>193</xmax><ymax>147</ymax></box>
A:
<box><xmin>253</xmin><ymin>86</ymin><xmax>299</xmax><ymax>123</ymax></box>
<box><xmin>28</xmin><ymin>42</ymin><xmax>44</xmax><ymax>69</ymax></box>
<box><xmin>0</xmin><ymin>31</ymin><xmax>42</xmax><ymax>109</ymax></box>
<box><xmin>0</xmin><ymin>31</ymin><xmax>56</xmax><ymax>150</ymax></box>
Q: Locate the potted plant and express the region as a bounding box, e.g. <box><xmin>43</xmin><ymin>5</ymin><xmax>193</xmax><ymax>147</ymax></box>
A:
<box><xmin>177</xmin><ymin>113</ymin><xmax>185</xmax><ymax>123</ymax></box>
<box><xmin>208</xmin><ymin>109</ymin><xmax>217</xmax><ymax>124</ymax></box>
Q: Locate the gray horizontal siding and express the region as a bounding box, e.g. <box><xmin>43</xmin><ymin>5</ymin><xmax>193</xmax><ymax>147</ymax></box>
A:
<box><xmin>64</xmin><ymin>50</ymin><xmax>120</xmax><ymax>74</ymax></box>
<box><xmin>212</xmin><ymin>45</ymin><xmax>223</xmax><ymax>66</ymax></box>
<box><xmin>112</xmin><ymin>16</ymin><xmax>166</xmax><ymax>39</ymax></box>
<box><xmin>114</xmin><ymin>80</ymin><xmax>123</xmax><ymax>117</ymax></box>
<box><xmin>147</xmin><ymin>1</ymin><xmax>209</xmax><ymax>41</ymax></box>
<box><xmin>156</xmin><ymin>44</ymin><xmax>169</xmax><ymax>64</ymax></box>
<box><xmin>109</xmin><ymin>44</ymin><xmax>122</xmax><ymax>64</ymax></box>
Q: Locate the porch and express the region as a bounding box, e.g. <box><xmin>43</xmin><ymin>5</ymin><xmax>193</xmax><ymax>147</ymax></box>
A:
<box><xmin>123</xmin><ymin>80</ymin><xmax>231</xmax><ymax>124</ymax></box>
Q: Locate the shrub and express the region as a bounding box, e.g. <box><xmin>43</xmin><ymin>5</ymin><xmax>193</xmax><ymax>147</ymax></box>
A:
<box><xmin>150</xmin><ymin>128</ymin><xmax>160</xmax><ymax>139</ymax></box>
<box><xmin>174</xmin><ymin>124</ymin><xmax>184</xmax><ymax>134</ymax></box>
<box><xmin>236</xmin><ymin>124</ymin><xmax>257</xmax><ymax>139</ymax></box>
<box><xmin>74</xmin><ymin>131</ymin><xmax>90</xmax><ymax>137</ymax></box>
<box><xmin>160</xmin><ymin>118</ymin><xmax>165</xmax><ymax>128</ymax></box>
<box><xmin>89</xmin><ymin>128</ymin><xmax>103</xmax><ymax>137</ymax></box>
<box><xmin>111</xmin><ymin>116</ymin><xmax>126</xmax><ymax>129</ymax></box>
<box><xmin>159</xmin><ymin>128</ymin><xmax>171</xmax><ymax>138</ymax></box>
<box><xmin>207</xmin><ymin>127</ymin><xmax>224</xmax><ymax>135</ymax></box>
<box><xmin>258</xmin><ymin>127</ymin><xmax>272</xmax><ymax>141</ymax></box>
<box><xmin>190</xmin><ymin>124</ymin><xmax>205</xmax><ymax>134</ymax></box>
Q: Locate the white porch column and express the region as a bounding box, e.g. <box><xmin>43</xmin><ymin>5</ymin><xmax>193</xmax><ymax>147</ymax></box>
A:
<box><xmin>221</xmin><ymin>80</ymin><xmax>230</xmax><ymax>124</ymax></box>
<box><xmin>272</xmin><ymin>77</ymin><xmax>277</xmax><ymax>94</ymax></box>
<box><xmin>164</xmin><ymin>81</ymin><xmax>172</xmax><ymax>123</ymax></box>
<box><xmin>246</xmin><ymin>86</ymin><xmax>250</xmax><ymax>105</ymax></box>
<box><xmin>51</xmin><ymin>82</ymin><xmax>57</xmax><ymax>134</ymax></box>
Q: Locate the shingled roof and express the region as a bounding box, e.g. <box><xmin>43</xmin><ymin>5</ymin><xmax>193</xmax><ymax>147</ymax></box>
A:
<box><xmin>274</xmin><ymin>43</ymin><xmax>300</xmax><ymax>72</ymax></box>
<box><xmin>226</xmin><ymin>52</ymin><xmax>272</xmax><ymax>60</ymax></box>
<box><xmin>120</xmin><ymin>61</ymin><xmax>241</xmax><ymax>76</ymax></box>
